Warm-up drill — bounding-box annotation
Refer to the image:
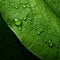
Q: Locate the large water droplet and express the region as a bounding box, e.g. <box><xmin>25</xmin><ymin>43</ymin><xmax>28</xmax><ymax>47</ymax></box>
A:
<box><xmin>14</xmin><ymin>18</ymin><xmax>22</xmax><ymax>26</ymax></box>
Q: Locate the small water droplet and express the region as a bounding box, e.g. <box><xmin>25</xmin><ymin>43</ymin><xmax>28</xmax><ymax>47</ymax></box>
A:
<box><xmin>36</xmin><ymin>39</ymin><xmax>39</xmax><ymax>41</ymax></box>
<box><xmin>23</xmin><ymin>17</ymin><xmax>27</xmax><ymax>21</ymax></box>
<box><xmin>29</xmin><ymin>18</ymin><xmax>32</xmax><ymax>21</ymax></box>
<box><xmin>32</xmin><ymin>43</ymin><xmax>35</xmax><ymax>46</ymax></box>
<box><xmin>14</xmin><ymin>18</ymin><xmax>22</xmax><ymax>26</ymax></box>
<box><xmin>45</xmin><ymin>40</ymin><xmax>47</xmax><ymax>43</ymax></box>
<box><xmin>23</xmin><ymin>5</ymin><xmax>27</xmax><ymax>8</ymax></box>
<box><xmin>2</xmin><ymin>2</ymin><xmax>5</xmax><ymax>4</ymax></box>
<box><xmin>27</xmin><ymin>4</ymin><xmax>31</xmax><ymax>8</ymax></box>
<box><xmin>37</xmin><ymin>31</ymin><xmax>40</xmax><ymax>35</ymax></box>
<box><xmin>37</xmin><ymin>29</ymin><xmax>44</xmax><ymax>35</ymax></box>
<box><xmin>18</xmin><ymin>26</ymin><xmax>22</xmax><ymax>31</ymax></box>
<box><xmin>15</xmin><ymin>5</ymin><xmax>18</xmax><ymax>9</ymax></box>
<box><xmin>48</xmin><ymin>40</ymin><xmax>52</xmax><ymax>43</ymax></box>
<box><xmin>49</xmin><ymin>43</ymin><xmax>53</xmax><ymax>48</ymax></box>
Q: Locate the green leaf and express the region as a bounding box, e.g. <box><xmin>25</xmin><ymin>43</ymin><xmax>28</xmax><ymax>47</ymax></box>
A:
<box><xmin>0</xmin><ymin>0</ymin><xmax>60</xmax><ymax>60</ymax></box>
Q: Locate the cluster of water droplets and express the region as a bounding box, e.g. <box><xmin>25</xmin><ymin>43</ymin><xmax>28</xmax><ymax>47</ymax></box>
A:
<box><xmin>44</xmin><ymin>39</ymin><xmax>53</xmax><ymax>48</ymax></box>
<box><xmin>22</xmin><ymin>2</ymin><xmax>31</xmax><ymax>8</ymax></box>
<box><xmin>36</xmin><ymin>27</ymin><xmax>44</xmax><ymax>36</ymax></box>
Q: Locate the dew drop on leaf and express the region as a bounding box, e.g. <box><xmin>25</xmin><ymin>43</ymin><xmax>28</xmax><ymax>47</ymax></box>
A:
<box><xmin>14</xmin><ymin>18</ymin><xmax>22</xmax><ymax>26</ymax></box>
<box><xmin>29</xmin><ymin>18</ymin><xmax>32</xmax><ymax>21</ymax></box>
<box><xmin>15</xmin><ymin>6</ymin><xmax>18</xmax><ymax>9</ymax></box>
<box><xmin>2</xmin><ymin>2</ymin><xmax>5</xmax><ymax>4</ymax></box>
<box><xmin>37</xmin><ymin>28</ymin><xmax>44</xmax><ymax>35</ymax></box>
<box><xmin>48</xmin><ymin>40</ymin><xmax>52</xmax><ymax>43</ymax></box>
<box><xmin>23</xmin><ymin>17</ymin><xmax>27</xmax><ymax>21</ymax></box>
<box><xmin>44</xmin><ymin>40</ymin><xmax>47</xmax><ymax>43</ymax></box>
<box><xmin>49</xmin><ymin>43</ymin><xmax>53</xmax><ymax>48</ymax></box>
<box><xmin>32</xmin><ymin>43</ymin><xmax>35</xmax><ymax>46</ymax></box>
<box><xmin>27</xmin><ymin>4</ymin><xmax>31</xmax><ymax>8</ymax></box>
<box><xmin>23</xmin><ymin>5</ymin><xmax>27</xmax><ymax>8</ymax></box>
<box><xmin>18</xmin><ymin>26</ymin><xmax>22</xmax><ymax>31</ymax></box>
<box><xmin>37</xmin><ymin>31</ymin><xmax>40</xmax><ymax>35</ymax></box>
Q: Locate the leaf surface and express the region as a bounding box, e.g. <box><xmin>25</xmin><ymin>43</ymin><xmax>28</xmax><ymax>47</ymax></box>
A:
<box><xmin>0</xmin><ymin>0</ymin><xmax>60</xmax><ymax>60</ymax></box>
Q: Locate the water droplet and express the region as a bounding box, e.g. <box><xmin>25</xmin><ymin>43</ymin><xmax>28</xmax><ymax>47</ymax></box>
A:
<box><xmin>14</xmin><ymin>18</ymin><xmax>22</xmax><ymax>26</ymax></box>
<box><xmin>36</xmin><ymin>39</ymin><xmax>39</xmax><ymax>41</ymax></box>
<box><xmin>35</xmin><ymin>27</ymin><xmax>37</xmax><ymax>30</ymax></box>
<box><xmin>27</xmin><ymin>4</ymin><xmax>31</xmax><ymax>8</ymax></box>
<box><xmin>45</xmin><ymin>40</ymin><xmax>47</xmax><ymax>43</ymax></box>
<box><xmin>15</xmin><ymin>6</ymin><xmax>18</xmax><ymax>9</ymax></box>
<box><xmin>37</xmin><ymin>29</ymin><xmax>44</xmax><ymax>35</ymax></box>
<box><xmin>28</xmin><ymin>18</ymin><xmax>32</xmax><ymax>21</ymax></box>
<box><xmin>49</xmin><ymin>43</ymin><xmax>53</xmax><ymax>48</ymax></box>
<box><xmin>18</xmin><ymin>26</ymin><xmax>22</xmax><ymax>31</ymax></box>
<box><xmin>2</xmin><ymin>2</ymin><xmax>5</xmax><ymax>4</ymax></box>
<box><xmin>37</xmin><ymin>31</ymin><xmax>40</xmax><ymax>35</ymax></box>
<box><xmin>32</xmin><ymin>43</ymin><xmax>35</xmax><ymax>46</ymax></box>
<box><xmin>48</xmin><ymin>40</ymin><xmax>52</xmax><ymax>43</ymax></box>
<box><xmin>23</xmin><ymin>17</ymin><xmax>27</xmax><ymax>21</ymax></box>
<box><xmin>29</xmin><ymin>18</ymin><xmax>32</xmax><ymax>21</ymax></box>
<box><xmin>23</xmin><ymin>5</ymin><xmax>27</xmax><ymax>8</ymax></box>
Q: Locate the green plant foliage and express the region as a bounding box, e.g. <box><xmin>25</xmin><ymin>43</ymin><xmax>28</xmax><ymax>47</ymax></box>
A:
<box><xmin>0</xmin><ymin>0</ymin><xmax>60</xmax><ymax>60</ymax></box>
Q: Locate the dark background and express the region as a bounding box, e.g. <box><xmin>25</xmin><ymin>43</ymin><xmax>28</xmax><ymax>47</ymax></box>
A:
<box><xmin>0</xmin><ymin>14</ymin><xmax>41</xmax><ymax>60</ymax></box>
